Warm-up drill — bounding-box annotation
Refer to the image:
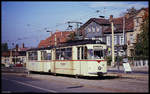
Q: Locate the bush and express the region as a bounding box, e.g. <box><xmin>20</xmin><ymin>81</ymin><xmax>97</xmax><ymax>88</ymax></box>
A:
<box><xmin>131</xmin><ymin>56</ymin><xmax>149</xmax><ymax>60</ymax></box>
<box><xmin>105</xmin><ymin>56</ymin><xmax>112</xmax><ymax>66</ymax></box>
<box><xmin>1</xmin><ymin>64</ymin><xmax>5</xmax><ymax>67</ymax></box>
<box><xmin>105</xmin><ymin>56</ymin><xmax>124</xmax><ymax>66</ymax></box>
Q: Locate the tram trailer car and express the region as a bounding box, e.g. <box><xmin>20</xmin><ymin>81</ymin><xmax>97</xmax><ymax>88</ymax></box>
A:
<box><xmin>26</xmin><ymin>40</ymin><xmax>107</xmax><ymax>77</ymax></box>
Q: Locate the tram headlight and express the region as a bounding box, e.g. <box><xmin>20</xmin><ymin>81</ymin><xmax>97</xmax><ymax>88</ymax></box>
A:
<box><xmin>98</xmin><ymin>66</ymin><xmax>102</xmax><ymax>70</ymax></box>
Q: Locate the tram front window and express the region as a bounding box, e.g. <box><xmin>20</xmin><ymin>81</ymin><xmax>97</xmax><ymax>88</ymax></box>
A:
<box><xmin>87</xmin><ymin>49</ymin><xmax>104</xmax><ymax>60</ymax></box>
<box><xmin>94</xmin><ymin>50</ymin><xmax>103</xmax><ymax>59</ymax></box>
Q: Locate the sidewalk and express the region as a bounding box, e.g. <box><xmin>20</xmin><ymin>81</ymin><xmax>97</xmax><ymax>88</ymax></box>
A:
<box><xmin>106</xmin><ymin>66</ymin><xmax>149</xmax><ymax>79</ymax></box>
<box><xmin>107</xmin><ymin>66</ymin><xmax>149</xmax><ymax>73</ymax></box>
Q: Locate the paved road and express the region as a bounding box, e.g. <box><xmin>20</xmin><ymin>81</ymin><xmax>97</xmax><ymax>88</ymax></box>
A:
<box><xmin>2</xmin><ymin>73</ymin><xmax>149</xmax><ymax>93</ymax></box>
<box><xmin>2</xmin><ymin>74</ymin><xmax>105</xmax><ymax>93</ymax></box>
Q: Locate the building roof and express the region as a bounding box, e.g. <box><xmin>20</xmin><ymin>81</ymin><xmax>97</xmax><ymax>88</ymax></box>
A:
<box><xmin>38</xmin><ymin>31</ymin><xmax>74</xmax><ymax>48</ymax></box>
<box><xmin>104</xmin><ymin>16</ymin><xmax>134</xmax><ymax>33</ymax></box>
<box><xmin>29</xmin><ymin>39</ymin><xmax>106</xmax><ymax>51</ymax></box>
<box><xmin>79</xmin><ymin>18</ymin><xmax>110</xmax><ymax>31</ymax></box>
<box><xmin>79</xmin><ymin>7</ymin><xmax>148</xmax><ymax>34</ymax></box>
<box><xmin>2</xmin><ymin>51</ymin><xmax>20</xmax><ymax>57</ymax></box>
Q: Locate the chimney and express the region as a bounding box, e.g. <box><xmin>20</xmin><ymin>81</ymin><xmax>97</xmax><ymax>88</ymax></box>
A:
<box><xmin>16</xmin><ymin>44</ymin><xmax>19</xmax><ymax>51</ymax></box>
<box><xmin>54</xmin><ymin>34</ymin><xmax>57</xmax><ymax>46</ymax></box>
<box><xmin>109</xmin><ymin>15</ymin><xmax>113</xmax><ymax>22</ymax></box>
<box><xmin>22</xmin><ymin>43</ymin><xmax>25</xmax><ymax>48</ymax></box>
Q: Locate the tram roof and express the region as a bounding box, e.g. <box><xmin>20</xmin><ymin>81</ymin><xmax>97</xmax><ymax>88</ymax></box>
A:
<box><xmin>27</xmin><ymin>39</ymin><xmax>106</xmax><ymax>51</ymax></box>
<box><xmin>59</xmin><ymin>39</ymin><xmax>106</xmax><ymax>47</ymax></box>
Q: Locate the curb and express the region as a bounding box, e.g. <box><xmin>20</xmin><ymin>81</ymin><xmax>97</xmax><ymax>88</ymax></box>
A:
<box><xmin>106</xmin><ymin>72</ymin><xmax>148</xmax><ymax>79</ymax></box>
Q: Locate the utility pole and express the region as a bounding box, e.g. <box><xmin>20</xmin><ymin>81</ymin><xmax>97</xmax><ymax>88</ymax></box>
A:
<box><xmin>109</xmin><ymin>15</ymin><xmax>115</xmax><ymax>67</ymax></box>
<box><xmin>67</xmin><ymin>21</ymin><xmax>82</xmax><ymax>39</ymax></box>
<box><xmin>123</xmin><ymin>16</ymin><xmax>126</xmax><ymax>56</ymax></box>
<box><xmin>123</xmin><ymin>17</ymin><xmax>125</xmax><ymax>45</ymax></box>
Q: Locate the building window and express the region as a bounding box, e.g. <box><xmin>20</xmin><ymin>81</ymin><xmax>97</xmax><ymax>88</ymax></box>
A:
<box><xmin>96</xmin><ymin>26</ymin><xmax>99</xmax><ymax>32</ymax></box>
<box><xmin>130</xmin><ymin>34</ymin><xmax>134</xmax><ymax>43</ymax></box>
<box><xmin>114</xmin><ymin>36</ymin><xmax>117</xmax><ymax>45</ymax></box>
<box><xmin>107</xmin><ymin>36</ymin><xmax>110</xmax><ymax>46</ymax></box>
<box><xmin>92</xmin><ymin>26</ymin><xmax>95</xmax><ymax>32</ymax></box>
<box><xmin>120</xmin><ymin>35</ymin><xmax>124</xmax><ymax>45</ymax></box>
<box><xmin>88</xmin><ymin>27</ymin><xmax>91</xmax><ymax>32</ymax></box>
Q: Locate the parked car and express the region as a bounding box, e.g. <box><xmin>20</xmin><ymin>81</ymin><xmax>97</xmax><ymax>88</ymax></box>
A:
<box><xmin>9</xmin><ymin>64</ymin><xmax>15</xmax><ymax>68</ymax></box>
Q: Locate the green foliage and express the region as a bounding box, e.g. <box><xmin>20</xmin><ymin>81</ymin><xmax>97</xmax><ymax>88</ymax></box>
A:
<box><xmin>105</xmin><ymin>56</ymin><xmax>123</xmax><ymax>66</ymax></box>
<box><xmin>105</xmin><ymin>56</ymin><xmax>112</xmax><ymax>66</ymax></box>
<box><xmin>2</xmin><ymin>43</ymin><xmax>8</xmax><ymax>52</ymax></box>
<box><xmin>1</xmin><ymin>64</ymin><xmax>5</xmax><ymax>67</ymax></box>
<box><xmin>126</xmin><ymin>7</ymin><xmax>137</xmax><ymax>16</ymax></box>
<box><xmin>115</xmin><ymin>56</ymin><xmax>123</xmax><ymax>62</ymax></box>
<box><xmin>134</xmin><ymin>16</ymin><xmax>149</xmax><ymax>57</ymax></box>
<box><xmin>131</xmin><ymin>56</ymin><xmax>149</xmax><ymax>60</ymax></box>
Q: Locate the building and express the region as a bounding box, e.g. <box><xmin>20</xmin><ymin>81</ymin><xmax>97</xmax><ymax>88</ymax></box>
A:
<box><xmin>78</xmin><ymin>7</ymin><xmax>148</xmax><ymax>57</ymax></box>
<box><xmin>1</xmin><ymin>43</ymin><xmax>29</xmax><ymax>67</ymax></box>
<box><xmin>78</xmin><ymin>15</ymin><xmax>134</xmax><ymax>56</ymax></box>
<box><xmin>103</xmin><ymin>15</ymin><xmax>134</xmax><ymax>56</ymax></box>
<box><xmin>126</xmin><ymin>8</ymin><xmax>148</xmax><ymax>57</ymax></box>
<box><xmin>38</xmin><ymin>30</ymin><xmax>74</xmax><ymax>48</ymax></box>
<box><xmin>79</xmin><ymin>18</ymin><xmax>110</xmax><ymax>43</ymax></box>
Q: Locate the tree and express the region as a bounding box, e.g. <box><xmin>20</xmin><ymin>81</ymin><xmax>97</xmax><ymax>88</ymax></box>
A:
<box><xmin>126</xmin><ymin>7</ymin><xmax>137</xmax><ymax>16</ymax></box>
<box><xmin>2</xmin><ymin>43</ymin><xmax>8</xmax><ymax>52</ymax></box>
<box><xmin>120</xmin><ymin>7</ymin><xmax>137</xmax><ymax>17</ymax></box>
<box><xmin>134</xmin><ymin>16</ymin><xmax>149</xmax><ymax>57</ymax></box>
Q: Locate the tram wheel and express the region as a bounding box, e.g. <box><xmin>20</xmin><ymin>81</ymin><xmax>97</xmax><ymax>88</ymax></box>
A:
<box><xmin>75</xmin><ymin>74</ymin><xmax>79</xmax><ymax>78</ymax></box>
<box><xmin>53</xmin><ymin>73</ymin><xmax>57</xmax><ymax>76</ymax></box>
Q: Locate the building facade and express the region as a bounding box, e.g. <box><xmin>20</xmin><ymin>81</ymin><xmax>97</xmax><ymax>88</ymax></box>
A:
<box><xmin>1</xmin><ymin>44</ymin><xmax>29</xmax><ymax>67</ymax></box>
<box><xmin>126</xmin><ymin>8</ymin><xmax>148</xmax><ymax>57</ymax></box>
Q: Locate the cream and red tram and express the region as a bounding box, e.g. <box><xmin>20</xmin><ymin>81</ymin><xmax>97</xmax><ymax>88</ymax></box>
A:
<box><xmin>26</xmin><ymin>40</ymin><xmax>107</xmax><ymax>77</ymax></box>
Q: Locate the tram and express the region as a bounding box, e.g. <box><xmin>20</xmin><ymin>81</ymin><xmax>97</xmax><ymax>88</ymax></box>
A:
<box><xmin>26</xmin><ymin>39</ymin><xmax>107</xmax><ymax>77</ymax></box>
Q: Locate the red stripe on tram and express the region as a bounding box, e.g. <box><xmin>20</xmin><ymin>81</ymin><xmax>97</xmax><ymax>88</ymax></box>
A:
<box><xmin>28</xmin><ymin>60</ymin><xmax>106</xmax><ymax>63</ymax></box>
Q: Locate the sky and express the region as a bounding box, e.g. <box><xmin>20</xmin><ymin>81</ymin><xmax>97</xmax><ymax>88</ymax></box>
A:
<box><xmin>2</xmin><ymin>1</ymin><xmax>148</xmax><ymax>49</ymax></box>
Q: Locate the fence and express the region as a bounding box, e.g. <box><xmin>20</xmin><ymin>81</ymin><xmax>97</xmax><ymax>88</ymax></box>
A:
<box><xmin>131</xmin><ymin>60</ymin><xmax>149</xmax><ymax>67</ymax></box>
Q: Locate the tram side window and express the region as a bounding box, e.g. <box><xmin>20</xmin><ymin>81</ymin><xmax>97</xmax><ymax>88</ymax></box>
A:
<box><xmin>81</xmin><ymin>46</ymin><xmax>87</xmax><ymax>60</ymax></box>
<box><xmin>77</xmin><ymin>47</ymin><xmax>80</xmax><ymax>60</ymax></box>
<box><xmin>41</xmin><ymin>51</ymin><xmax>46</xmax><ymax>60</ymax></box>
<box><xmin>28</xmin><ymin>52</ymin><xmax>37</xmax><ymax>60</ymax></box>
<box><xmin>41</xmin><ymin>51</ymin><xmax>51</xmax><ymax>60</ymax></box>
<box><xmin>81</xmin><ymin>47</ymin><xmax>84</xmax><ymax>59</ymax></box>
<box><xmin>65</xmin><ymin>48</ymin><xmax>72</xmax><ymax>60</ymax></box>
<box><xmin>47</xmin><ymin>53</ymin><xmax>51</xmax><ymax>60</ymax></box>
<box><xmin>77</xmin><ymin>46</ymin><xmax>87</xmax><ymax>60</ymax></box>
<box><xmin>56</xmin><ymin>48</ymin><xmax>72</xmax><ymax>60</ymax></box>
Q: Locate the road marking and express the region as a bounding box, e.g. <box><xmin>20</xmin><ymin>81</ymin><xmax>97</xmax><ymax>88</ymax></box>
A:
<box><xmin>2</xmin><ymin>78</ymin><xmax>57</xmax><ymax>93</ymax></box>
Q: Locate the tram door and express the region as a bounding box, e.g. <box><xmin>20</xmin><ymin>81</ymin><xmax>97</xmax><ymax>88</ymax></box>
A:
<box><xmin>77</xmin><ymin>46</ymin><xmax>88</xmax><ymax>75</ymax></box>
